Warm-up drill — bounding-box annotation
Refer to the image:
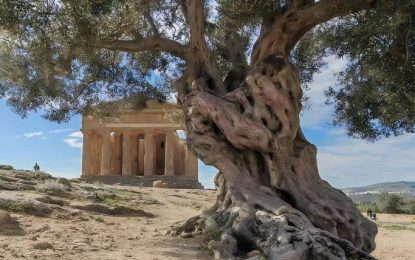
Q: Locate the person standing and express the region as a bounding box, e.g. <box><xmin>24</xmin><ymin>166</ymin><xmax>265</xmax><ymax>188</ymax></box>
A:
<box><xmin>33</xmin><ymin>163</ymin><xmax>40</xmax><ymax>172</ymax></box>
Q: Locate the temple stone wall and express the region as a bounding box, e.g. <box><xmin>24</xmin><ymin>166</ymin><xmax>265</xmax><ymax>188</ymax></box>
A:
<box><xmin>80</xmin><ymin>100</ymin><xmax>202</xmax><ymax>189</ymax></box>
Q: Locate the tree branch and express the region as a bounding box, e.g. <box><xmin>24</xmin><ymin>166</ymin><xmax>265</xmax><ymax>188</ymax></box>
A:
<box><xmin>251</xmin><ymin>0</ymin><xmax>377</xmax><ymax>64</ymax></box>
<box><xmin>185</xmin><ymin>0</ymin><xmax>225</xmax><ymax>93</ymax></box>
<box><xmin>95</xmin><ymin>37</ymin><xmax>189</xmax><ymax>60</ymax></box>
<box><xmin>144</xmin><ymin>9</ymin><xmax>159</xmax><ymax>37</ymax></box>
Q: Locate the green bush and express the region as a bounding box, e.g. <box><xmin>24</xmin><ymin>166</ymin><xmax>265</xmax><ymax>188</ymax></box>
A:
<box><xmin>356</xmin><ymin>203</ymin><xmax>380</xmax><ymax>213</ymax></box>
<box><xmin>377</xmin><ymin>193</ymin><xmax>404</xmax><ymax>213</ymax></box>
<box><xmin>402</xmin><ymin>198</ymin><xmax>415</xmax><ymax>215</ymax></box>
<box><xmin>0</xmin><ymin>164</ymin><xmax>14</xmax><ymax>170</ymax></box>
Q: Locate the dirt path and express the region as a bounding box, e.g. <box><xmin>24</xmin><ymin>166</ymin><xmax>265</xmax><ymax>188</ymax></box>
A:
<box><xmin>0</xmin><ymin>175</ymin><xmax>216</xmax><ymax>259</ymax></box>
<box><xmin>372</xmin><ymin>214</ymin><xmax>415</xmax><ymax>260</ymax></box>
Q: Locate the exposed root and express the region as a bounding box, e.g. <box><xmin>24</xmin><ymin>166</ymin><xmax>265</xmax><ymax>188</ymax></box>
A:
<box><xmin>170</xmin><ymin>173</ymin><xmax>375</xmax><ymax>260</ymax></box>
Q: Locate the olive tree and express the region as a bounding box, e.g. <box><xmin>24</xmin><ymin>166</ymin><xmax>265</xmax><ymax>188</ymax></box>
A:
<box><xmin>1</xmin><ymin>0</ymin><xmax>414</xmax><ymax>259</ymax></box>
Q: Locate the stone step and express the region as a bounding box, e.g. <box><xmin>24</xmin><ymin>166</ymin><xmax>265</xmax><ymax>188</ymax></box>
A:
<box><xmin>81</xmin><ymin>175</ymin><xmax>204</xmax><ymax>189</ymax></box>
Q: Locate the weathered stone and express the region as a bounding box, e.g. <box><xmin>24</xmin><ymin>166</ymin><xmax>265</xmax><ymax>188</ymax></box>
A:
<box><xmin>80</xmin><ymin>100</ymin><xmax>203</xmax><ymax>189</ymax></box>
<box><xmin>35</xmin><ymin>196</ymin><xmax>69</xmax><ymax>206</ymax></box>
<box><xmin>57</xmin><ymin>178</ymin><xmax>72</xmax><ymax>189</ymax></box>
<box><xmin>153</xmin><ymin>180</ymin><xmax>163</xmax><ymax>188</ymax></box>
<box><xmin>33</xmin><ymin>242</ymin><xmax>54</xmax><ymax>250</ymax></box>
<box><xmin>33</xmin><ymin>224</ymin><xmax>50</xmax><ymax>233</ymax></box>
<box><xmin>72</xmin><ymin>204</ymin><xmax>155</xmax><ymax>217</ymax></box>
<box><xmin>180</xmin><ymin>232</ymin><xmax>193</xmax><ymax>238</ymax></box>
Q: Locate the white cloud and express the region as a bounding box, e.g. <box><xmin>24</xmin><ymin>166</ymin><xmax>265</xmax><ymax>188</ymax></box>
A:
<box><xmin>63</xmin><ymin>131</ymin><xmax>83</xmax><ymax>149</ymax></box>
<box><xmin>49</xmin><ymin>128</ymin><xmax>73</xmax><ymax>134</ymax></box>
<box><xmin>23</xmin><ymin>131</ymin><xmax>44</xmax><ymax>138</ymax></box>
<box><xmin>63</xmin><ymin>138</ymin><xmax>83</xmax><ymax>149</ymax></box>
<box><xmin>317</xmin><ymin>133</ymin><xmax>415</xmax><ymax>188</ymax></box>
<box><xmin>300</xmin><ymin>56</ymin><xmax>347</xmax><ymax>129</ymax></box>
<box><xmin>299</xmin><ymin>56</ymin><xmax>415</xmax><ymax>189</ymax></box>
<box><xmin>41</xmin><ymin>136</ymin><xmax>48</xmax><ymax>140</ymax></box>
<box><xmin>68</xmin><ymin>131</ymin><xmax>83</xmax><ymax>138</ymax></box>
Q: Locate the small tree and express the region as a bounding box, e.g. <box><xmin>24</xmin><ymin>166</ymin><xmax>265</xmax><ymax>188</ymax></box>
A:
<box><xmin>377</xmin><ymin>193</ymin><xmax>403</xmax><ymax>214</ymax></box>
<box><xmin>406</xmin><ymin>199</ymin><xmax>415</xmax><ymax>214</ymax></box>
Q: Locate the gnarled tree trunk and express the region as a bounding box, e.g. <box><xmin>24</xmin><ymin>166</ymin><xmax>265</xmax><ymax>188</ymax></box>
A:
<box><xmin>171</xmin><ymin>55</ymin><xmax>377</xmax><ymax>259</ymax></box>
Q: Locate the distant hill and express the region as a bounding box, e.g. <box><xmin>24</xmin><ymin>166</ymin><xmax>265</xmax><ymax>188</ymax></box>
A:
<box><xmin>342</xmin><ymin>181</ymin><xmax>415</xmax><ymax>195</ymax></box>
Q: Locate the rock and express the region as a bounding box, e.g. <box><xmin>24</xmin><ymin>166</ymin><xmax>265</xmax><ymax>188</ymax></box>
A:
<box><xmin>35</xmin><ymin>196</ymin><xmax>69</xmax><ymax>206</ymax></box>
<box><xmin>33</xmin><ymin>242</ymin><xmax>54</xmax><ymax>250</ymax></box>
<box><xmin>153</xmin><ymin>180</ymin><xmax>163</xmax><ymax>188</ymax></box>
<box><xmin>213</xmin><ymin>234</ymin><xmax>237</xmax><ymax>259</ymax></box>
<box><xmin>34</xmin><ymin>224</ymin><xmax>50</xmax><ymax>233</ymax></box>
<box><xmin>21</xmin><ymin>201</ymin><xmax>53</xmax><ymax>217</ymax></box>
<box><xmin>0</xmin><ymin>199</ymin><xmax>52</xmax><ymax>217</ymax></box>
<box><xmin>0</xmin><ymin>180</ymin><xmax>34</xmax><ymax>191</ymax></box>
<box><xmin>246</xmin><ymin>250</ymin><xmax>261</xmax><ymax>258</ymax></box>
<box><xmin>72</xmin><ymin>204</ymin><xmax>155</xmax><ymax>217</ymax></box>
<box><xmin>30</xmin><ymin>234</ymin><xmax>40</xmax><ymax>241</ymax></box>
<box><xmin>0</xmin><ymin>175</ymin><xmax>19</xmax><ymax>182</ymax></box>
<box><xmin>180</xmin><ymin>232</ymin><xmax>193</xmax><ymax>238</ymax></box>
<box><xmin>162</xmin><ymin>182</ymin><xmax>169</xmax><ymax>188</ymax></box>
<box><xmin>0</xmin><ymin>212</ymin><xmax>26</xmax><ymax>236</ymax></box>
<box><xmin>57</xmin><ymin>178</ymin><xmax>72</xmax><ymax>190</ymax></box>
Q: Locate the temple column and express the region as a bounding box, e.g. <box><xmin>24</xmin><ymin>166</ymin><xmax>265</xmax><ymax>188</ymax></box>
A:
<box><xmin>122</xmin><ymin>132</ymin><xmax>133</xmax><ymax>176</ymax></box>
<box><xmin>81</xmin><ymin>131</ymin><xmax>92</xmax><ymax>177</ymax></box>
<box><xmin>185</xmin><ymin>147</ymin><xmax>198</xmax><ymax>180</ymax></box>
<box><xmin>101</xmin><ymin>130</ymin><xmax>111</xmax><ymax>176</ymax></box>
<box><xmin>144</xmin><ymin>132</ymin><xmax>155</xmax><ymax>176</ymax></box>
<box><xmin>164</xmin><ymin>132</ymin><xmax>175</xmax><ymax>176</ymax></box>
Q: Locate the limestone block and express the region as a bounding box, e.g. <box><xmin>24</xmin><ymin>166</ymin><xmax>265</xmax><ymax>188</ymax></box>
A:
<box><xmin>153</xmin><ymin>180</ymin><xmax>163</xmax><ymax>188</ymax></box>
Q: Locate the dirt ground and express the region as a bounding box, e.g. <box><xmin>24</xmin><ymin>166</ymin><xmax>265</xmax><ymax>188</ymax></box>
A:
<box><xmin>372</xmin><ymin>213</ymin><xmax>415</xmax><ymax>260</ymax></box>
<box><xmin>0</xmin><ymin>170</ymin><xmax>216</xmax><ymax>260</ymax></box>
<box><xmin>1</xmin><ymin>170</ymin><xmax>414</xmax><ymax>260</ymax></box>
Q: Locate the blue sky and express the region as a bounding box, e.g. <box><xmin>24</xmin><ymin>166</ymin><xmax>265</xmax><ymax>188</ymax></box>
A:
<box><xmin>1</xmin><ymin>57</ymin><xmax>414</xmax><ymax>189</ymax></box>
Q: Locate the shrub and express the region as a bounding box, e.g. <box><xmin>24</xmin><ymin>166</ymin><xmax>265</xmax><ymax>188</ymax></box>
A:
<box><xmin>0</xmin><ymin>164</ymin><xmax>14</xmax><ymax>170</ymax></box>
<box><xmin>377</xmin><ymin>193</ymin><xmax>403</xmax><ymax>213</ymax></box>
<box><xmin>356</xmin><ymin>203</ymin><xmax>380</xmax><ymax>213</ymax></box>
<box><xmin>70</xmin><ymin>178</ymin><xmax>81</xmax><ymax>183</ymax></box>
<box><xmin>0</xmin><ymin>201</ymin><xmax>24</xmax><ymax>213</ymax></box>
<box><xmin>404</xmin><ymin>199</ymin><xmax>415</xmax><ymax>215</ymax></box>
<box><xmin>37</xmin><ymin>179</ymin><xmax>66</xmax><ymax>192</ymax></box>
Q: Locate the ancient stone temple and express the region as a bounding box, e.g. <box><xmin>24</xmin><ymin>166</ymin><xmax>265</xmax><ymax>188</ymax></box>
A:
<box><xmin>80</xmin><ymin>100</ymin><xmax>203</xmax><ymax>189</ymax></box>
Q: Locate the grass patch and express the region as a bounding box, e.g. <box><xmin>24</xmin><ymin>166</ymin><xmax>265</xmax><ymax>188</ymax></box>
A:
<box><xmin>169</xmin><ymin>200</ymin><xmax>202</xmax><ymax>209</ymax></box>
<box><xmin>200</xmin><ymin>228</ymin><xmax>223</xmax><ymax>255</ymax></box>
<box><xmin>205</xmin><ymin>228</ymin><xmax>223</xmax><ymax>242</ymax></box>
<box><xmin>0</xmin><ymin>201</ymin><xmax>24</xmax><ymax>213</ymax></box>
<box><xmin>378</xmin><ymin>222</ymin><xmax>415</xmax><ymax>232</ymax></box>
<box><xmin>70</xmin><ymin>178</ymin><xmax>81</xmax><ymax>183</ymax></box>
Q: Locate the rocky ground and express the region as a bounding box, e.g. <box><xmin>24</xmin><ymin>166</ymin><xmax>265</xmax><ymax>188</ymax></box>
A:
<box><xmin>0</xmin><ymin>169</ymin><xmax>414</xmax><ymax>260</ymax></box>
<box><xmin>0</xmin><ymin>169</ymin><xmax>215</xmax><ymax>260</ymax></box>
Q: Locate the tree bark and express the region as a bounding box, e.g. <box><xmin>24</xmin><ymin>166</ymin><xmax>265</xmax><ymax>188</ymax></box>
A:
<box><xmin>171</xmin><ymin>55</ymin><xmax>377</xmax><ymax>259</ymax></box>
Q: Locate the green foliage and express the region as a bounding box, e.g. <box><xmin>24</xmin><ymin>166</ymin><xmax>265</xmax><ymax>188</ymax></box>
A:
<box><xmin>0</xmin><ymin>164</ymin><xmax>14</xmax><ymax>170</ymax></box>
<box><xmin>353</xmin><ymin>194</ymin><xmax>415</xmax><ymax>215</ymax></box>
<box><xmin>205</xmin><ymin>227</ymin><xmax>223</xmax><ymax>242</ymax></box>
<box><xmin>200</xmin><ymin>227</ymin><xmax>223</xmax><ymax>254</ymax></box>
<box><xmin>356</xmin><ymin>203</ymin><xmax>380</xmax><ymax>213</ymax></box>
<box><xmin>0</xmin><ymin>0</ymin><xmax>414</xmax><ymax>141</ymax></box>
<box><xmin>377</xmin><ymin>193</ymin><xmax>404</xmax><ymax>213</ymax></box>
<box><xmin>0</xmin><ymin>201</ymin><xmax>24</xmax><ymax>213</ymax></box>
<box><xmin>0</xmin><ymin>0</ymin><xmax>175</xmax><ymax>122</ymax></box>
<box><xmin>319</xmin><ymin>1</ymin><xmax>415</xmax><ymax>140</ymax></box>
<box><xmin>403</xmin><ymin>198</ymin><xmax>415</xmax><ymax>214</ymax></box>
